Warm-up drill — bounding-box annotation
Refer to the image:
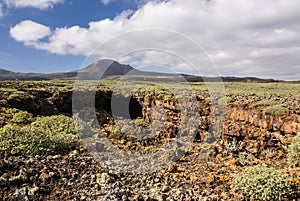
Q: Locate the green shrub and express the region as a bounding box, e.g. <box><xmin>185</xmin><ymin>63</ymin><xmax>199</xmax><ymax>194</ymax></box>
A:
<box><xmin>121</xmin><ymin>125</ymin><xmax>131</xmax><ymax>133</ymax></box>
<box><xmin>11</xmin><ymin>111</ymin><xmax>33</xmax><ymax>124</ymax></box>
<box><xmin>263</xmin><ymin>105</ymin><xmax>287</xmax><ymax>116</ymax></box>
<box><xmin>297</xmin><ymin>116</ymin><xmax>300</xmax><ymax>123</ymax></box>
<box><xmin>5</xmin><ymin>108</ymin><xmax>21</xmax><ymax>115</ymax></box>
<box><xmin>0</xmin><ymin>115</ymin><xmax>94</xmax><ymax>157</ymax></box>
<box><xmin>218</xmin><ymin>96</ymin><xmax>233</xmax><ymax>104</ymax></box>
<box><xmin>0</xmin><ymin>99</ymin><xmax>8</xmax><ymax>106</ymax></box>
<box><xmin>231</xmin><ymin>166</ymin><xmax>296</xmax><ymax>201</ymax></box>
<box><xmin>31</xmin><ymin>115</ymin><xmax>74</xmax><ymax>135</ymax></box>
<box><xmin>32</xmin><ymin>115</ymin><xmax>89</xmax><ymax>136</ymax></box>
<box><xmin>287</xmin><ymin>133</ymin><xmax>300</xmax><ymax>168</ymax></box>
<box><xmin>225</xmin><ymin>96</ymin><xmax>233</xmax><ymax>103</ymax></box>
<box><xmin>108</xmin><ymin>125</ymin><xmax>120</xmax><ymax>134</ymax></box>
<box><xmin>175</xmin><ymin>95</ymin><xmax>183</xmax><ymax>100</ymax></box>
<box><xmin>0</xmin><ymin>123</ymin><xmax>78</xmax><ymax>157</ymax></box>
<box><xmin>237</xmin><ymin>152</ymin><xmax>255</xmax><ymax>166</ymax></box>
<box><xmin>1</xmin><ymin>123</ymin><xmax>22</xmax><ymax>133</ymax></box>
<box><xmin>7</xmin><ymin>91</ymin><xmax>31</xmax><ymax>101</ymax></box>
<box><xmin>134</xmin><ymin>118</ymin><xmax>144</xmax><ymax>126</ymax></box>
<box><xmin>205</xmin><ymin>97</ymin><xmax>214</xmax><ymax>103</ymax></box>
<box><xmin>163</xmin><ymin>94</ymin><xmax>172</xmax><ymax>101</ymax></box>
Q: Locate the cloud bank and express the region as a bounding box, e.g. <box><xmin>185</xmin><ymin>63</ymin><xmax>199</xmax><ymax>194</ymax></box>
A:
<box><xmin>9</xmin><ymin>0</ymin><xmax>300</xmax><ymax>80</ymax></box>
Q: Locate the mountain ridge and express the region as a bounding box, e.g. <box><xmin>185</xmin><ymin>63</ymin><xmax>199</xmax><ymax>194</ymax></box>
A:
<box><xmin>0</xmin><ymin>60</ymin><xmax>285</xmax><ymax>82</ymax></box>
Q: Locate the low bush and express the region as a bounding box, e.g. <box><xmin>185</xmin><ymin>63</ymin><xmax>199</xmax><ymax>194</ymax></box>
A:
<box><xmin>10</xmin><ymin>111</ymin><xmax>33</xmax><ymax>124</ymax></box>
<box><xmin>205</xmin><ymin>96</ymin><xmax>232</xmax><ymax>104</ymax></box>
<box><xmin>205</xmin><ymin>97</ymin><xmax>214</xmax><ymax>103</ymax></box>
<box><xmin>134</xmin><ymin>118</ymin><xmax>144</xmax><ymax>126</ymax></box>
<box><xmin>31</xmin><ymin>115</ymin><xmax>76</xmax><ymax>135</ymax></box>
<box><xmin>263</xmin><ymin>105</ymin><xmax>287</xmax><ymax>116</ymax></box>
<box><xmin>237</xmin><ymin>151</ymin><xmax>255</xmax><ymax>166</ymax></box>
<box><xmin>163</xmin><ymin>94</ymin><xmax>173</xmax><ymax>101</ymax></box>
<box><xmin>0</xmin><ymin>115</ymin><xmax>94</xmax><ymax>157</ymax></box>
<box><xmin>121</xmin><ymin>125</ymin><xmax>131</xmax><ymax>133</ymax></box>
<box><xmin>231</xmin><ymin>166</ymin><xmax>296</xmax><ymax>201</ymax></box>
<box><xmin>5</xmin><ymin>108</ymin><xmax>21</xmax><ymax>114</ymax></box>
<box><xmin>32</xmin><ymin>115</ymin><xmax>91</xmax><ymax>137</ymax></box>
<box><xmin>253</xmin><ymin>100</ymin><xmax>277</xmax><ymax>107</ymax></box>
<box><xmin>0</xmin><ymin>124</ymin><xmax>78</xmax><ymax>157</ymax></box>
<box><xmin>7</xmin><ymin>91</ymin><xmax>31</xmax><ymax>101</ymax></box>
<box><xmin>287</xmin><ymin>132</ymin><xmax>300</xmax><ymax>167</ymax></box>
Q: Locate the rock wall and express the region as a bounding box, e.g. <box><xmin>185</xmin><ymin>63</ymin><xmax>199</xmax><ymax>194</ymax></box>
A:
<box><xmin>132</xmin><ymin>92</ymin><xmax>300</xmax><ymax>155</ymax></box>
<box><xmin>4</xmin><ymin>89</ymin><xmax>300</xmax><ymax>155</ymax></box>
<box><xmin>223</xmin><ymin>106</ymin><xmax>300</xmax><ymax>154</ymax></box>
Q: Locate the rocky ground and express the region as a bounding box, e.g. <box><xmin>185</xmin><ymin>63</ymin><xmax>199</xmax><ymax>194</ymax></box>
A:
<box><xmin>0</xmin><ymin>142</ymin><xmax>299</xmax><ymax>200</ymax></box>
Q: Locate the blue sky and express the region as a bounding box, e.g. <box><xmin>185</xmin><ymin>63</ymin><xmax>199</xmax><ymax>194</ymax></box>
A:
<box><xmin>0</xmin><ymin>0</ymin><xmax>139</xmax><ymax>73</ymax></box>
<box><xmin>0</xmin><ymin>0</ymin><xmax>300</xmax><ymax>80</ymax></box>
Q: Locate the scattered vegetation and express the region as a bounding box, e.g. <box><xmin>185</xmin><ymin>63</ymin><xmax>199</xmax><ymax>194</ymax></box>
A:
<box><xmin>263</xmin><ymin>105</ymin><xmax>287</xmax><ymax>116</ymax></box>
<box><xmin>205</xmin><ymin>96</ymin><xmax>232</xmax><ymax>104</ymax></box>
<box><xmin>287</xmin><ymin>132</ymin><xmax>300</xmax><ymax>167</ymax></box>
<box><xmin>231</xmin><ymin>166</ymin><xmax>296</xmax><ymax>201</ymax></box>
<box><xmin>136</xmin><ymin>85</ymin><xmax>167</xmax><ymax>95</ymax></box>
<box><xmin>252</xmin><ymin>100</ymin><xmax>277</xmax><ymax>107</ymax></box>
<box><xmin>224</xmin><ymin>82</ymin><xmax>300</xmax><ymax>97</ymax></box>
<box><xmin>219</xmin><ymin>96</ymin><xmax>233</xmax><ymax>104</ymax></box>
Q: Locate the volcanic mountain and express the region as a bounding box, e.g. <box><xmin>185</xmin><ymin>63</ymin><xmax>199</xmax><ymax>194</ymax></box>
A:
<box><xmin>0</xmin><ymin>60</ymin><xmax>136</xmax><ymax>80</ymax></box>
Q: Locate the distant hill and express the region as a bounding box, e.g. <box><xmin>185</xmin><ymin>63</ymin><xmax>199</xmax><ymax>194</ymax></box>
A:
<box><xmin>0</xmin><ymin>68</ymin><xmax>49</xmax><ymax>80</ymax></box>
<box><xmin>0</xmin><ymin>59</ymin><xmax>283</xmax><ymax>82</ymax></box>
<box><xmin>182</xmin><ymin>75</ymin><xmax>280</xmax><ymax>82</ymax></box>
<box><xmin>0</xmin><ymin>69</ymin><xmax>16</xmax><ymax>77</ymax></box>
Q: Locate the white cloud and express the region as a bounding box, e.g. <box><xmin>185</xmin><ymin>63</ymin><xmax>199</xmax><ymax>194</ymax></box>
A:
<box><xmin>210</xmin><ymin>51</ymin><xmax>233</xmax><ymax>60</ymax></box>
<box><xmin>101</xmin><ymin>0</ymin><xmax>113</xmax><ymax>5</ymax></box>
<box><xmin>10</xmin><ymin>20</ymin><xmax>51</xmax><ymax>44</ymax></box>
<box><xmin>9</xmin><ymin>0</ymin><xmax>300</xmax><ymax>79</ymax></box>
<box><xmin>250</xmin><ymin>47</ymin><xmax>300</xmax><ymax>58</ymax></box>
<box><xmin>101</xmin><ymin>0</ymin><xmax>154</xmax><ymax>7</ymax></box>
<box><xmin>4</xmin><ymin>0</ymin><xmax>63</xmax><ymax>10</ymax></box>
<box><xmin>0</xmin><ymin>4</ymin><xmax>3</xmax><ymax>17</ymax></box>
<box><xmin>118</xmin><ymin>50</ymin><xmax>194</xmax><ymax>72</ymax></box>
